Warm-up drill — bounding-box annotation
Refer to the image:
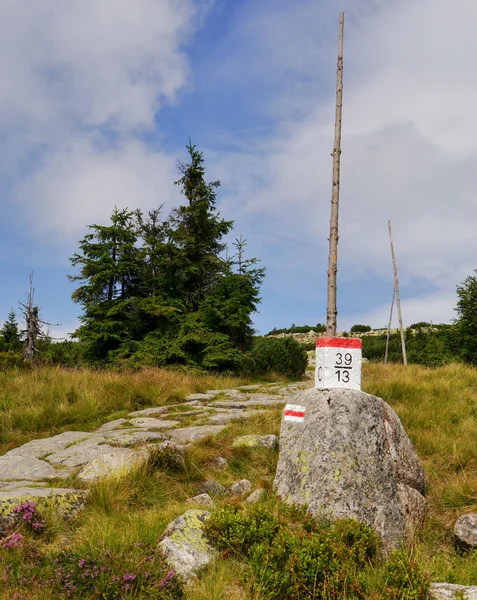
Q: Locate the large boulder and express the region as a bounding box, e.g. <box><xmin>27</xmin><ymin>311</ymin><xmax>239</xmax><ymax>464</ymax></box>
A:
<box><xmin>273</xmin><ymin>388</ymin><xmax>427</xmax><ymax>551</ymax></box>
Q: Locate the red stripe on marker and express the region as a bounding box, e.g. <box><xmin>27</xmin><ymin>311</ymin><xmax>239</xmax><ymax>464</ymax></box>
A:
<box><xmin>284</xmin><ymin>410</ymin><xmax>305</xmax><ymax>418</ymax></box>
<box><xmin>316</xmin><ymin>337</ymin><xmax>362</xmax><ymax>349</ymax></box>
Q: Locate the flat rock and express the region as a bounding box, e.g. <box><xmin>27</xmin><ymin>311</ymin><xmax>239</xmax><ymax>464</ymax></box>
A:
<box><xmin>230</xmin><ymin>479</ymin><xmax>253</xmax><ymax>496</ymax></box>
<box><xmin>238</xmin><ymin>385</ymin><xmax>262</xmax><ymax>391</ymax></box>
<box><xmin>0</xmin><ymin>455</ymin><xmax>74</xmax><ymax>481</ymax></box>
<box><xmin>185</xmin><ymin>493</ymin><xmax>215</xmax><ymax>508</ymax></box>
<box><xmin>245</xmin><ymin>489</ymin><xmax>266</xmax><ymax>504</ymax></box>
<box><xmin>206</xmin><ymin>409</ymin><xmax>260</xmax><ymax>425</ymax></box>
<box><xmin>233</xmin><ymin>434</ymin><xmax>278</xmax><ymax>450</ymax></box>
<box><xmin>430</xmin><ymin>583</ymin><xmax>477</xmax><ymax>599</ymax></box>
<box><xmin>96</xmin><ymin>419</ymin><xmax>129</xmax><ymax>433</ymax></box>
<box><xmin>184</xmin><ymin>393</ymin><xmax>216</xmax><ymax>401</ymax></box>
<box><xmin>46</xmin><ymin>437</ymin><xmax>116</xmax><ymax>468</ymax></box>
<box><xmin>168</xmin><ymin>425</ymin><xmax>226</xmax><ymax>444</ymax></box>
<box><xmin>129</xmin><ymin>417</ymin><xmax>180</xmax><ymax>429</ymax></box>
<box><xmin>78</xmin><ymin>448</ymin><xmax>149</xmax><ymax>482</ymax></box>
<box><xmin>106</xmin><ymin>431</ymin><xmax>167</xmax><ymax>447</ymax></box>
<box><xmin>128</xmin><ymin>407</ymin><xmax>169</xmax><ymax>417</ymax></box>
<box><xmin>198</xmin><ymin>481</ymin><xmax>226</xmax><ymax>496</ymax></box>
<box><xmin>0</xmin><ymin>480</ymin><xmax>46</xmax><ymax>490</ymax></box>
<box><xmin>159</xmin><ymin>510</ymin><xmax>215</xmax><ymax>583</ymax></box>
<box><xmin>4</xmin><ymin>431</ymin><xmax>96</xmax><ymax>459</ymax></box>
<box><xmin>454</xmin><ymin>514</ymin><xmax>477</xmax><ymax>550</ymax></box>
<box><xmin>273</xmin><ymin>387</ymin><xmax>427</xmax><ymax>552</ymax></box>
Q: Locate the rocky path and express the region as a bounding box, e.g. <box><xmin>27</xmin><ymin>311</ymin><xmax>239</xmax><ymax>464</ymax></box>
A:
<box><xmin>0</xmin><ymin>381</ymin><xmax>307</xmax><ymax>520</ymax></box>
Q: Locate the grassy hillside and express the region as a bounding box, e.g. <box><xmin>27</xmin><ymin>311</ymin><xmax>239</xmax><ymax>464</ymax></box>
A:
<box><xmin>1</xmin><ymin>363</ymin><xmax>477</xmax><ymax>598</ymax></box>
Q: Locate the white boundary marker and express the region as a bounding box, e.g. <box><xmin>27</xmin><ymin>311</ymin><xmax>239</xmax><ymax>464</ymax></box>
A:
<box><xmin>315</xmin><ymin>337</ymin><xmax>362</xmax><ymax>390</ymax></box>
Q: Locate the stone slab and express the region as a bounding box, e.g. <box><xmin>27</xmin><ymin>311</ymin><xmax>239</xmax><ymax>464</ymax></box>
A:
<box><xmin>167</xmin><ymin>425</ymin><xmax>226</xmax><ymax>444</ymax></box>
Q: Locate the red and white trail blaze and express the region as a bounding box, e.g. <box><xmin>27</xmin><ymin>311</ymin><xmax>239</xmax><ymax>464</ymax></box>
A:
<box><xmin>283</xmin><ymin>404</ymin><xmax>306</xmax><ymax>422</ymax></box>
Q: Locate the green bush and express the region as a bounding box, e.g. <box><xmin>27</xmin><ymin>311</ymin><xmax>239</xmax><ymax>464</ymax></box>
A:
<box><xmin>379</xmin><ymin>549</ymin><xmax>430</xmax><ymax>599</ymax></box>
<box><xmin>205</xmin><ymin>503</ymin><xmax>378</xmax><ymax>600</ymax></box>
<box><xmin>350</xmin><ymin>324</ymin><xmax>372</xmax><ymax>333</ymax></box>
<box><xmin>0</xmin><ymin>351</ymin><xmax>27</xmax><ymax>371</ymax></box>
<box><xmin>249</xmin><ymin>337</ymin><xmax>307</xmax><ymax>378</ymax></box>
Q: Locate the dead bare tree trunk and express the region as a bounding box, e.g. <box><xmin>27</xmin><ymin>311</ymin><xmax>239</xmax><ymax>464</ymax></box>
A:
<box><xmin>326</xmin><ymin>12</ymin><xmax>344</xmax><ymax>338</ymax></box>
<box><xmin>384</xmin><ymin>286</ymin><xmax>395</xmax><ymax>363</ymax></box>
<box><xmin>388</xmin><ymin>220</ymin><xmax>407</xmax><ymax>366</ymax></box>
<box><xmin>22</xmin><ymin>273</ymin><xmax>40</xmax><ymax>361</ymax></box>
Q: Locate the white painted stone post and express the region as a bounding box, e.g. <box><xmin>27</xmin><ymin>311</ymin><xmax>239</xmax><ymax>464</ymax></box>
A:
<box><xmin>315</xmin><ymin>337</ymin><xmax>362</xmax><ymax>390</ymax></box>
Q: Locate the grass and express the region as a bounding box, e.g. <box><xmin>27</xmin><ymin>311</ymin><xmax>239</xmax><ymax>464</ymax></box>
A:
<box><xmin>3</xmin><ymin>362</ymin><xmax>477</xmax><ymax>597</ymax></box>
<box><xmin>0</xmin><ymin>367</ymin><xmax>247</xmax><ymax>455</ymax></box>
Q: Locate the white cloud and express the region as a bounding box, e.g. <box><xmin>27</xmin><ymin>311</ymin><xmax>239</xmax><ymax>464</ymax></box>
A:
<box><xmin>213</xmin><ymin>0</ymin><xmax>477</xmax><ymax>325</ymax></box>
<box><xmin>13</xmin><ymin>138</ymin><xmax>179</xmax><ymax>240</ymax></box>
<box><xmin>0</xmin><ymin>0</ymin><xmax>202</xmax><ymax>238</ymax></box>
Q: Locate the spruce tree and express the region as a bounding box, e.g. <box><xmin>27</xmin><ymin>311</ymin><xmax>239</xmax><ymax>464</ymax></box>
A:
<box><xmin>69</xmin><ymin>207</ymin><xmax>142</xmax><ymax>362</ymax></box>
<box><xmin>0</xmin><ymin>309</ymin><xmax>22</xmax><ymax>352</ymax></box>
<box><xmin>171</xmin><ymin>142</ymin><xmax>233</xmax><ymax>310</ymax></box>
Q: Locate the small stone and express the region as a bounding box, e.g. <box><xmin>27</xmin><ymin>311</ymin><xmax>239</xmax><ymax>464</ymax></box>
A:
<box><xmin>230</xmin><ymin>479</ymin><xmax>253</xmax><ymax>497</ymax></box>
<box><xmin>186</xmin><ymin>493</ymin><xmax>215</xmax><ymax>508</ymax></box>
<box><xmin>244</xmin><ymin>488</ymin><xmax>266</xmax><ymax>504</ymax></box>
<box><xmin>232</xmin><ymin>434</ymin><xmax>278</xmax><ymax>450</ymax></box>
<box><xmin>198</xmin><ymin>480</ymin><xmax>226</xmax><ymax>496</ymax></box>
<box><xmin>159</xmin><ymin>510</ymin><xmax>215</xmax><ymax>583</ymax></box>
<box><xmin>209</xmin><ymin>456</ymin><xmax>227</xmax><ymax>469</ymax></box>
<box><xmin>454</xmin><ymin>513</ymin><xmax>477</xmax><ymax>550</ymax></box>
<box><xmin>430</xmin><ymin>583</ymin><xmax>477</xmax><ymax>599</ymax></box>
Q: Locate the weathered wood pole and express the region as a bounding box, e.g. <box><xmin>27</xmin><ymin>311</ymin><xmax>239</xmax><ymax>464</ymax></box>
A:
<box><xmin>384</xmin><ymin>286</ymin><xmax>395</xmax><ymax>363</ymax></box>
<box><xmin>388</xmin><ymin>220</ymin><xmax>407</xmax><ymax>366</ymax></box>
<box><xmin>326</xmin><ymin>12</ymin><xmax>345</xmax><ymax>337</ymax></box>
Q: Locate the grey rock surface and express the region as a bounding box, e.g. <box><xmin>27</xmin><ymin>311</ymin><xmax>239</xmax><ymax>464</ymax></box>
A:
<box><xmin>159</xmin><ymin>510</ymin><xmax>214</xmax><ymax>583</ymax></box>
<box><xmin>198</xmin><ymin>480</ymin><xmax>226</xmax><ymax>496</ymax></box>
<box><xmin>168</xmin><ymin>425</ymin><xmax>226</xmax><ymax>444</ymax></box>
<box><xmin>244</xmin><ymin>488</ymin><xmax>266</xmax><ymax>504</ymax></box>
<box><xmin>185</xmin><ymin>493</ymin><xmax>215</xmax><ymax>508</ymax></box>
<box><xmin>45</xmin><ymin>438</ymin><xmax>118</xmax><ymax>468</ymax></box>
<box><xmin>106</xmin><ymin>431</ymin><xmax>167</xmax><ymax>447</ymax></box>
<box><xmin>430</xmin><ymin>583</ymin><xmax>477</xmax><ymax>599</ymax></box>
<box><xmin>454</xmin><ymin>514</ymin><xmax>477</xmax><ymax>550</ymax></box>
<box><xmin>273</xmin><ymin>387</ymin><xmax>427</xmax><ymax>551</ymax></box>
<box><xmin>4</xmin><ymin>431</ymin><xmax>96</xmax><ymax>458</ymax></box>
<box><xmin>128</xmin><ymin>407</ymin><xmax>169</xmax><ymax>417</ymax></box>
<box><xmin>233</xmin><ymin>434</ymin><xmax>278</xmax><ymax>450</ymax></box>
<box><xmin>229</xmin><ymin>479</ymin><xmax>253</xmax><ymax>496</ymax></box>
<box><xmin>78</xmin><ymin>448</ymin><xmax>149</xmax><ymax>481</ymax></box>
<box><xmin>0</xmin><ymin>456</ymin><xmax>73</xmax><ymax>481</ymax></box>
<box><xmin>95</xmin><ymin>419</ymin><xmax>129</xmax><ymax>433</ymax></box>
<box><xmin>129</xmin><ymin>417</ymin><xmax>180</xmax><ymax>429</ymax></box>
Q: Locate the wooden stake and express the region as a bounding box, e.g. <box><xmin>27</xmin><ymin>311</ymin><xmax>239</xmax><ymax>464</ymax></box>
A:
<box><xmin>326</xmin><ymin>12</ymin><xmax>344</xmax><ymax>338</ymax></box>
<box><xmin>384</xmin><ymin>286</ymin><xmax>395</xmax><ymax>363</ymax></box>
<box><xmin>388</xmin><ymin>220</ymin><xmax>407</xmax><ymax>366</ymax></box>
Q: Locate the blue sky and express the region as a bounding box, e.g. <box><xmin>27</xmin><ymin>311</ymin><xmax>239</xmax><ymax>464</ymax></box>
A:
<box><xmin>1</xmin><ymin>0</ymin><xmax>477</xmax><ymax>338</ymax></box>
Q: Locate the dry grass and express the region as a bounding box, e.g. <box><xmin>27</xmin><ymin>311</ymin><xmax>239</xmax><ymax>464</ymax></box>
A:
<box><xmin>0</xmin><ymin>367</ymin><xmax>245</xmax><ymax>454</ymax></box>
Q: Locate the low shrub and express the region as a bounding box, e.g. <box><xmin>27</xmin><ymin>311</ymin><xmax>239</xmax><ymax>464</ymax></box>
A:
<box><xmin>248</xmin><ymin>337</ymin><xmax>307</xmax><ymax>378</ymax></box>
<box><xmin>0</xmin><ymin>351</ymin><xmax>27</xmax><ymax>371</ymax></box>
<box><xmin>378</xmin><ymin>549</ymin><xmax>430</xmax><ymax>599</ymax></box>
<box><xmin>205</xmin><ymin>503</ymin><xmax>378</xmax><ymax>599</ymax></box>
<box><xmin>350</xmin><ymin>324</ymin><xmax>372</xmax><ymax>333</ymax></box>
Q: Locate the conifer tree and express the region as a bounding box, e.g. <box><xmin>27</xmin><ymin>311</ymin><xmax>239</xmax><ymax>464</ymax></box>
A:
<box><xmin>170</xmin><ymin>142</ymin><xmax>233</xmax><ymax>310</ymax></box>
<box><xmin>0</xmin><ymin>309</ymin><xmax>22</xmax><ymax>352</ymax></box>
